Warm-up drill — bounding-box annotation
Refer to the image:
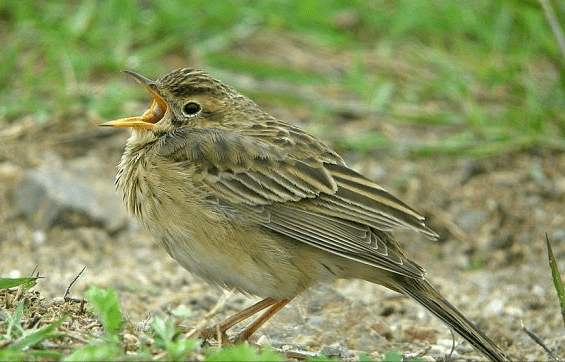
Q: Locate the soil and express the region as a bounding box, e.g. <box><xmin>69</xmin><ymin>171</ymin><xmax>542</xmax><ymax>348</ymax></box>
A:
<box><xmin>1</xmin><ymin>34</ymin><xmax>564</xmax><ymax>361</ymax></box>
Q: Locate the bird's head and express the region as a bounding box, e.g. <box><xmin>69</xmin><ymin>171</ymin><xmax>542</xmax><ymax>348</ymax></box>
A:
<box><xmin>101</xmin><ymin>68</ymin><xmax>261</xmax><ymax>133</ymax></box>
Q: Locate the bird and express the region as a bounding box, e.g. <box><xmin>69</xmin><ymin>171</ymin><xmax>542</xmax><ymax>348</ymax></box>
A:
<box><xmin>101</xmin><ymin>68</ymin><xmax>511</xmax><ymax>362</ymax></box>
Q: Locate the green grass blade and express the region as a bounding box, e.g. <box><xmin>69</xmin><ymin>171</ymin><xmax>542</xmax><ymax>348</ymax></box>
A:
<box><xmin>8</xmin><ymin>315</ymin><xmax>67</xmax><ymax>351</ymax></box>
<box><xmin>546</xmin><ymin>234</ymin><xmax>565</xmax><ymax>327</ymax></box>
<box><xmin>0</xmin><ymin>277</ymin><xmax>38</xmax><ymax>290</ymax></box>
<box><xmin>205</xmin><ymin>344</ymin><xmax>284</xmax><ymax>361</ymax></box>
<box><xmin>63</xmin><ymin>342</ymin><xmax>122</xmax><ymax>361</ymax></box>
<box><xmin>84</xmin><ymin>285</ymin><xmax>122</xmax><ymax>336</ymax></box>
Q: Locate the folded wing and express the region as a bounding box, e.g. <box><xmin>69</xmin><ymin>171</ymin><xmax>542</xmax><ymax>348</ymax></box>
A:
<box><xmin>159</xmin><ymin>127</ymin><xmax>437</xmax><ymax>278</ymax></box>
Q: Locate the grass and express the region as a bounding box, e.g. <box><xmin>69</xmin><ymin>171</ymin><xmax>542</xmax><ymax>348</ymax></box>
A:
<box><xmin>0</xmin><ymin>276</ymin><xmax>65</xmax><ymax>361</ymax></box>
<box><xmin>546</xmin><ymin>234</ymin><xmax>565</xmax><ymax>327</ymax></box>
<box><xmin>1</xmin><ymin>0</ymin><xmax>564</xmax><ymax>157</ymax></box>
<box><xmin>0</xmin><ymin>277</ymin><xmax>38</xmax><ymax>290</ymax></box>
<box><xmin>0</xmin><ymin>302</ymin><xmax>66</xmax><ymax>361</ymax></box>
<box><xmin>63</xmin><ymin>286</ymin><xmax>199</xmax><ymax>361</ymax></box>
<box><xmin>0</xmin><ymin>279</ymin><xmax>270</xmax><ymax>361</ymax></box>
<box><xmin>518</xmin><ymin>235</ymin><xmax>565</xmax><ymax>361</ymax></box>
<box><xmin>1</xmin><ymin>282</ymin><xmax>384</xmax><ymax>361</ymax></box>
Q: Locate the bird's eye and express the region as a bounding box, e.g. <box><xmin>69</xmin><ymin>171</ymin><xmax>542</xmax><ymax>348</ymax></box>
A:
<box><xmin>183</xmin><ymin>101</ymin><xmax>201</xmax><ymax>116</ymax></box>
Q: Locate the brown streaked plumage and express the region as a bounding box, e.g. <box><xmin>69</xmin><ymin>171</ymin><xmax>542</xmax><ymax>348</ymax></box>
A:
<box><xmin>102</xmin><ymin>68</ymin><xmax>511</xmax><ymax>362</ymax></box>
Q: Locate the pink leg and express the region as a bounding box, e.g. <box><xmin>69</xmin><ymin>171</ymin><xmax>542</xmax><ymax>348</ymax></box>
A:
<box><xmin>234</xmin><ymin>299</ymin><xmax>292</xmax><ymax>342</ymax></box>
<box><xmin>200</xmin><ymin>298</ymin><xmax>283</xmax><ymax>341</ymax></box>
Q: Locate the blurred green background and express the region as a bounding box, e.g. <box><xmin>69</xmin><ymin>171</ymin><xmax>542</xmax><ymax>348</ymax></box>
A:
<box><xmin>1</xmin><ymin>0</ymin><xmax>564</xmax><ymax>157</ymax></box>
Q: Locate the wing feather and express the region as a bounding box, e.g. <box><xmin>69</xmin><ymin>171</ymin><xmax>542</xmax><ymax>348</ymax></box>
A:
<box><xmin>158</xmin><ymin>126</ymin><xmax>436</xmax><ymax>278</ymax></box>
<box><xmin>258</xmin><ymin>204</ymin><xmax>425</xmax><ymax>278</ymax></box>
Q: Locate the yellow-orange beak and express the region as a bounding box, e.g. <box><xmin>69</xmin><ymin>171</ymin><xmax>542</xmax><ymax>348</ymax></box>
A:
<box><xmin>100</xmin><ymin>70</ymin><xmax>167</xmax><ymax>130</ymax></box>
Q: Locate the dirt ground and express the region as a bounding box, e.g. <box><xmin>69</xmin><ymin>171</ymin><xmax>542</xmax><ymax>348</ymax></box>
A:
<box><xmin>1</xmin><ymin>35</ymin><xmax>564</xmax><ymax>361</ymax></box>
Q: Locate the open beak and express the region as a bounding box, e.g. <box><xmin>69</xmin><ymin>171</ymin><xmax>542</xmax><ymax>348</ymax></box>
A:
<box><xmin>100</xmin><ymin>70</ymin><xmax>168</xmax><ymax>130</ymax></box>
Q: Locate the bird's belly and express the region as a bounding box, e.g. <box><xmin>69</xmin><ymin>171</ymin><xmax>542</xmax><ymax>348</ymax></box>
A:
<box><xmin>151</xmin><ymin>221</ymin><xmax>324</xmax><ymax>300</ymax></box>
<box><xmin>127</xmin><ymin>165</ymin><xmax>338</xmax><ymax>299</ymax></box>
<box><xmin>159</xmin><ymin>231</ymin><xmax>273</xmax><ymax>297</ymax></box>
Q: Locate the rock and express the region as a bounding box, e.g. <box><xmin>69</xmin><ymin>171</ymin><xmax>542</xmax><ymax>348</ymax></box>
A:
<box><xmin>319</xmin><ymin>343</ymin><xmax>351</xmax><ymax>359</ymax></box>
<box><xmin>31</xmin><ymin>230</ymin><xmax>47</xmax><ymax>244</ymax></box>
<box><xmin>555</xmin><ymin>177</ymin><xmax>565</xmax><ymax>196</ymax></box>
<box><xmin>485</xmin><ymin>298</ymin><xmax>504</xmax><ymax>316</ymax></box>
<box><xmin>427</xmin><ymin>342</ymin><xmax>463</xmax><ymax>361</ymax></box>
<box><xmin>256</xmin><ymin>334</ymin><xmax>270</xmax><ymax>346</ymax></box>
<box><xmin>0</xmin><ymin>309</ymin><xmax>8</xmax><ymax>321</ymax></box>
<box><xmin>459</xmin><ymin>160</ymin><xmax>486</xmax><ymax>185</ymax></box>
<box><xmin>12</xmin><ymin>154</ymin><xmax>127</xmax><ymax>233</ymax></box>
<box><xmin>454</xmin><ymin>210</ymin><xmax>488</xmax><ymax>234</ymax></box>
<box><xmin>552</xmin><ymin>229</ymin><xmax>565</xmax><ymax>243</ymax></box>
<box><xmin>52</xmin><ymin>296</ymin><xmax>65</xmax><ymax>305</ymax></box>
<box><xmin>0</xmin><ymin>162</ymin><xmax>23</xmax><ymax>183</ymax></box>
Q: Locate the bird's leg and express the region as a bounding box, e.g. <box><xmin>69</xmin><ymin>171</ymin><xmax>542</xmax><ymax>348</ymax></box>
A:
<box><xmin>233</xmin><ymin>299</ymin><xmax>291</xmax><ymax>342</ymax></box>
<box><xmin>199</xmin><ymin>298</ymin><xmax>281</xmax><ymax>342</ymax></box>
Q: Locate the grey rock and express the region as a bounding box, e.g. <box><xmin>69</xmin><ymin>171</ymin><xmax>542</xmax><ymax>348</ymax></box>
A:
<box><xmin>12</xmin><ymin>155</ymin><xmax>127</xmax><ymax>233</ymax></box>
<box><xmin>552</xmin><ymin>229</ymin><xmax>565</xmax><ymax>243</ymax></box>
<box><xmin>428</xmin><ymin>342</ymin><xmax>463</xmax><ymax>361</ymax></box>
<box><xmin>455</xmin><ymin>210</ymin><xmax>488</xmax><ymax>233</ymax></box>
<box><xmin>304</xmin><ymin>315</ymin><xmax>324</xmax><ymax>329</ymax></box>
<box><xmin>485</xmin><ymin>298</ymin><xmax>504</xmax><ymax>317</ymax></box>
<box><xmin>31</xmin><ymin>230</ymin><xmax>47</xmax><ymax>244</ymax></box>
<box><xmin>459</xmin><ymin>160</ymin><xmax>486</xmax><ymax>185</ymax></box>
<box><xmin>0</xmin><ymin>308</ymin><xmax>8</xmax><ymax>321</ymax></box>
<box><xmin>319</xmin><ymin>344</ymin><xmax>351</xmax><ymax>359</ymax></box>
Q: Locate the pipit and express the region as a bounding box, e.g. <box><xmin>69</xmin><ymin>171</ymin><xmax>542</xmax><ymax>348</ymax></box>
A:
<box><xmin>102</xmin><ymin>68</ymin><xmax>511</xmax><ymax>362</ymax></box>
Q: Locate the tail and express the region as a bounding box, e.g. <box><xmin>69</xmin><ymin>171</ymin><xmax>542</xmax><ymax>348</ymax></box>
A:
<box><xmin>390</xmin><ymin>275</ymin><xmax>511</xmax><ymax>362</ymax></box>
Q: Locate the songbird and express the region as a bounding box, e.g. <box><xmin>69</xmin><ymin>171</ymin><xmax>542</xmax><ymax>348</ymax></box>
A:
<box><xmin>102</xmin><ymin>68</ymin><xmax>510</xmax><ymax>362</ymax></box>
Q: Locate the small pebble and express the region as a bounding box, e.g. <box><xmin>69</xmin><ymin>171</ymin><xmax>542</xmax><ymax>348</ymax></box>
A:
<box><xmin>427</xmin><ymin>344</ymin><xmax>448</xmax><ymax>359</ymax></box>
<box><xmin>552</xmin><ymin>229</ymin><xmax>565</xmax><ymax>242</ymax></box>
<box><xmin>506</xmin><ymin>306</ymin><xmax>524</xmax><ymax>317</ymax></box>
<box><xmin>437</xmin><ymin>338</ymin><xmax>456</xmax><ymax>348</ymax></box>
<box><xmin>485</xmin><ymin>298</ymin><xmax>504</xmax><ymax>316</ymax></box>
<box><xmin>256</xmin><ymin>334</ymin><xmax>269</xmax><ymax>346</ymax></box>
<box><xmin>555</xmin><ymin>177</ymin><xmax>565</xmax><ymax>196</ymax></box>
<box><xmin>123</xmin><ymin>333</ymin><xmax>139</xmax><ymax>346</ymax></box>
<box><xmin>53</xmin><ymin>296</ymin><xmax>65</xmax><ymax>305</ymax></box>
<box><xmin>320</xmin><ymin>344</ymin><xmax>350</xmax><ymax>358</ymax></box>
<box><xmin>32</xmin><ymin>230</ymin><xmax>47</xmax><ymax>244</ymax></box>
<box><xmin>405</xmin><ymin>352</ymin><xmax>435</xmax><ymax>362</ymax></box>
<box><xmin>0</xmin><ymin>162</ymin><xmax>22</xmax><ymax>181</ymax></box>
<box><xmin>532</xmin><ymin>284</ymin><xmax>544</xmax><ymax>297</ymax></box>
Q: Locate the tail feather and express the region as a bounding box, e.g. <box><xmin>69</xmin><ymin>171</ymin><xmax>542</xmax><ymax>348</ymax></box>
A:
<box><xmin>394</xmin><ymin>276</ymin><xmax>511</xmax><ymax>362</ymax></box>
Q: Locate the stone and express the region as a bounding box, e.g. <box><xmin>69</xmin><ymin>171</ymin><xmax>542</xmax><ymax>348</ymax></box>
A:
<box><xmin>455</xmin><ymin>210</ymin><xmax>488</xmax><ymax>234</ymax></box>
<box><xmin>12</xmin><ymin>154</ymin><xmax>127</xmax><ymax>233</ymax></box>
<box><xmin>319</xmin><ymin>344</ymin><xmax>351</xmax><ymax>359</ymax></box>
